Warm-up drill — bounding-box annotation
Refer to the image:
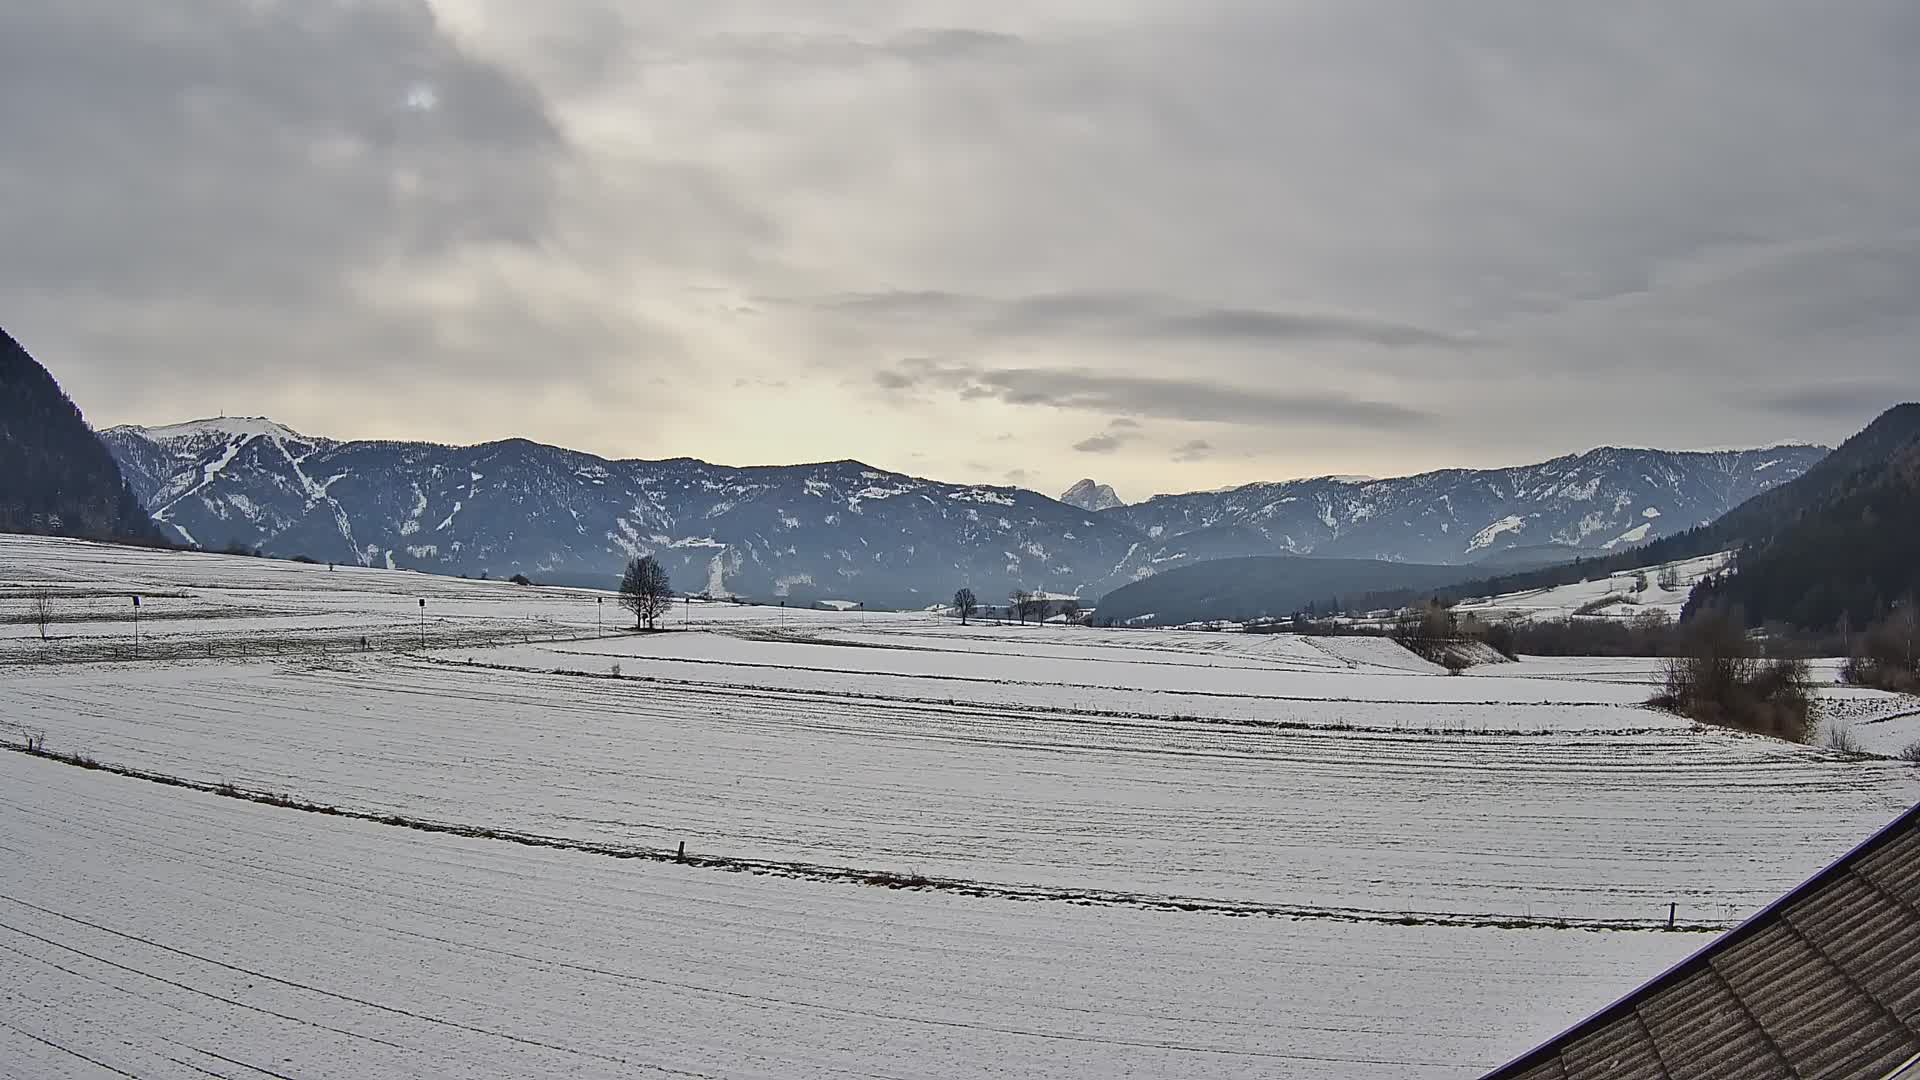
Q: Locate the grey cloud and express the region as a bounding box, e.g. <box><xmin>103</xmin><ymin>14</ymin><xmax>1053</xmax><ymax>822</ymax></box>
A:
<box><xmin>1108</xmin><ymin>418</ymin><xmax>1143</xmax><ymax>429</ymax></box>
<box><xmin>881</xmin><ymin>360</ymin><xmax>1426</xmax><ymax>428</ymax></box>
<box><xmin>8</xmin><ymin>0</ymin><xmax>1920</xmax><ymax>485</ymax></box>
<box><xmin>889</xmin><ymin>28</ymin><xmax>1023</xmax><ymax>61</ymax></box>
<box><xmin>826</xmin><ymin>291</ymin><xmax>981</xmax><ymax>317</ymax></box>
<box><xmin>1073</xmin><ymin>433</ymin><xmax>1128</xmax><ymax>454</ymax></box>
<box><xmin>0</xmin><ymin>0</ymin><xmax>681</xmax><ymax>432</ymax></box>
<box><xmin>695</xmin><ymin>27</ymin><xmax>1021</xmax><ymax>69</ymax></box>
<box><xmin>814</xmin><ymin>289</ymin><xmax>1464</xmax><ymax>350</ymax></box>
<box><xmin>1144</xmin><ymin>309</ymin><xmax>1467</xmax><ymax>348</ymax></box>
<box><xmin>1757</xmin><ymin>382</ymin><xmax>1920</xmax><ymax>419</ymax></box>
<box><xmin>1172</xmin><ymin>439</ymin><xmax>1213</xmax><ymax>462</ymax></box>
<box><xmin>0</xmin><ymin>1</ymin><xmax>560</xmax><ymax>300</ymax></box>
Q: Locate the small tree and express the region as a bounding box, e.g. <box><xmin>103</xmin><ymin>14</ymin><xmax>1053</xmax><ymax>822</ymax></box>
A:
<box><xmin>619</xmin><ymin>556</ymin><xmax>674</xmax><ymax>630</ymax></box>
<box><xmin>30</xmin><ymin>590</ymin><xmax>53</xmax><ymax>641</ymax></box>
<box><xmin>953</xmin><ymin>588</ymin><xmax>978</xmax><ymax>625</ymax></box>
<box><xmin>1009</xmin><ymin>589</ymin><xmax>1032</xmax><ymax>625</ymax></box>
<box><xmin>1657</xmin><ymin>566</ymin><xmax>1681</xmax><ymax>591</ymax></box>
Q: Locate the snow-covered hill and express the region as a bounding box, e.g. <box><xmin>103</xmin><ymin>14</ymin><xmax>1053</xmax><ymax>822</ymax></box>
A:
<box><xmin>1451</xmin><ymin>551</ymin><xmax>1734</xmax><ymax>624</ymax></box>
<box><xmin>100</xmin><ymin>419</ymin><xmax>1825</xmax><ymax>605</ymax></box>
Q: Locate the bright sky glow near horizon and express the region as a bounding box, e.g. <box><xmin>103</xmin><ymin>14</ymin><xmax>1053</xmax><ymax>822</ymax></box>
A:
<box><xmin>3</xmin><ymin>1</ymin><xmax>1917</xmax><ymax>500</ymax></box>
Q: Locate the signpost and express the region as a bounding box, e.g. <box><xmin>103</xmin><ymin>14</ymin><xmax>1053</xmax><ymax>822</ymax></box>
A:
<box><xmin>418</xmin><ymin>597</ymin><xmax>426</xmax><ymax>650</ymax></box>
<box><xmin>132</xmin><ymin>595</ymin><xmax>141</xmax><ymax>659</ymax></box>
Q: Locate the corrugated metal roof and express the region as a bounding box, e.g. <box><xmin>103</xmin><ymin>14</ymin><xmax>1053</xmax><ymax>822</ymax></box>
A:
<box><xmin>1485</xmin><ymin>802</ymin><xmax>1920</xmax><ymax>1080</ymax></box>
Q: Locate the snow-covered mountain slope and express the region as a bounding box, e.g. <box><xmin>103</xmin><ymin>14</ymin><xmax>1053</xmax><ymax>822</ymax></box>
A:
<box><xmin>1059</xmin><ymin>478</ymin><xmax>1124</xmax><ymax>512</ymax></box>
<box><xmin>1105</xmin><ymin>446</ymin><xmax>1828</xmax><ymax>567</ymax></box>
<box><xmin>101</xmin><ymin>419</ymin><xmax>1144</xmax><ymax>604</ymax></box>
<box><xmin>100</xmin><ymin>419</ymin><xmax>1825</xmax><ymax>606</ymax></box>
<box><xmin>1451</xmin><ymin>551</ymin><xmax>1734</xmax><ymax>625</ymax></box>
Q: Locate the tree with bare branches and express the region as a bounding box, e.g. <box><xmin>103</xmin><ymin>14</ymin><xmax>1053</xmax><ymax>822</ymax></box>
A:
<box><xmin>953</xmin><ymin>587</ymin><xmax>978</xmax><ymax>625</ymax></box>
<box><xmin>1009</xmin><ymin>589</ymin><xmax>1032</xmax><ymax>625</ymax></box>
<box><xmin>619</xmin><ymin>556</ymin><xmax>674</xmax><ymax>630</ymax></box>
<box><xmin>29</xmin><ymin>590</ymin><xmax>52</xmax><ymax>641</ymax></box>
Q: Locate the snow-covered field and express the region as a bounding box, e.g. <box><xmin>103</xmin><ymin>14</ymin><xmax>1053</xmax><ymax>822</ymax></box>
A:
<box><xmin>3</xmin><ymin>534</ymin><xmax>1918</xmax><ymax>1078</ymax></box>
<box><xmin>0</xmin><ymin>750</ymin><xmax>1694</xmax><ymax>1079</ymax></box>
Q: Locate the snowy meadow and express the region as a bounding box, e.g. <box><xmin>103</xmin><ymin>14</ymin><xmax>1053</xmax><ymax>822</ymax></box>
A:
<box><xmin>3</xmin><ymin>534</ymin><xmax>1917</xmax><ymax>1078</ymax></box>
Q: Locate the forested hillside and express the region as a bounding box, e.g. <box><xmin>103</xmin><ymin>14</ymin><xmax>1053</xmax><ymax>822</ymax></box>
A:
<box><xmin>0</xmin><ymin>328</ymin><xmax>160</xmax><ymax>544</ymax></box>
<box><xmin>1686</xmin><ymin>433</ymin><xmax>1920</xmax><ymax>629</ymax></box>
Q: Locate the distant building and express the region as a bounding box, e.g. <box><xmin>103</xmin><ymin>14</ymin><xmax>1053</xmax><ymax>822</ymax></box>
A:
<box><xmin>1483</xmin><ymin>802</ymin><xmax>1920</xmax><ymax>1079</ymax></box>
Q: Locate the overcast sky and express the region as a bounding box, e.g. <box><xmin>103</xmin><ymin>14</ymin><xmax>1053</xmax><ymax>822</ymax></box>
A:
<box><xmin>4</xmin><ymin>1</ymin><xmax>1917</xmax><ymax>499</ymax></box>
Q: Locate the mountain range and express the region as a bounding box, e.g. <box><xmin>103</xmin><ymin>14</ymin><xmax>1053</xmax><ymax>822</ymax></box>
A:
<box><xmin>99</xmin><ymin>416</ymin><xmax>1827</xmax><ymax>607</ymax></box>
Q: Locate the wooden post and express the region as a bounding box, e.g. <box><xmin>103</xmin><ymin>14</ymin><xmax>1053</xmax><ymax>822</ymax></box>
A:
<box><xmin>676</xmin><ymin>840</ymin><xmax>686</xmax><ymax>863</ymax></box>
<box><xmin>1668</xmin><ymin>902</ymin><xmax>1676</xmax><ymax>929</ymax></box>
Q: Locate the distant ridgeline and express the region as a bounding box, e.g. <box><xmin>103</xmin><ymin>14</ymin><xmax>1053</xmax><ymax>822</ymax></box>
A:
<box><xmin>0</xmin><ymin>327</ymin><xmax>161</xmax><ymax>544</ymax></box>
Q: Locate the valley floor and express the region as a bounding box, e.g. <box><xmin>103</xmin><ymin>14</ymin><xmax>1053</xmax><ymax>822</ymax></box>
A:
<box><xmin>2</xmin><ymin>534</ymin><xmax>1917</xmax><ymax>1078</ymax></box>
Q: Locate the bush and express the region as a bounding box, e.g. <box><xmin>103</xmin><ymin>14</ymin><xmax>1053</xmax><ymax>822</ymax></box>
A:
<box><xmin>1823</xmin><ymin>724</ymin><xmax>1863</xmax><ymax>754</ymax></box>
<box><xmin>1651</xmin><ymin>611</ymin><xmax>1814</xmax><ymax>742</ymax></box>
<box><xmin>1898</xmin><ymin>740</ymin><xmax>1920</xmax><ymax>764</ymax></box>
<box><xmin>509</xmin><ymin>573</ymin><xmax>533</xmax><ymax>586</ymax></box>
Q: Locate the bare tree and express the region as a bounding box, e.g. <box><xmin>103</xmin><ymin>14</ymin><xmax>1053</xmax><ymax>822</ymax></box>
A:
<box><xmin>620</xmin><ymin>556</ymin><xmax>674</xmax><ymax>630</ymax></box>
<box><xmin>953</xmin><ymin>587</ymin><xmax>978</xmax><ymax>625</ymax></box>
<box><xmin>30</xmin><ymin>590</ymin><xmax>53</xmax><ymax>641</ymax></box>
<box><xmin>1009</xmin><ymin>589</ymin><xmax>1032</xmax><ymax>625</ymax></box>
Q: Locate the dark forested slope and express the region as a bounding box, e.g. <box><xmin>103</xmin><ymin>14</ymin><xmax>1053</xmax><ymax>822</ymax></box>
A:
<box><xmin>0</xmin><ymin>328</ymin><xmax>160</xmax><ymax>543</ymax></box>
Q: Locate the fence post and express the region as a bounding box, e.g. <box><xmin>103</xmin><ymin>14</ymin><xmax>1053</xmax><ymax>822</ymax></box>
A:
<box><xmin>1668</xmin><ymin>902</ymin><xmax>1676</xmax><ymax>929</ymax></box>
